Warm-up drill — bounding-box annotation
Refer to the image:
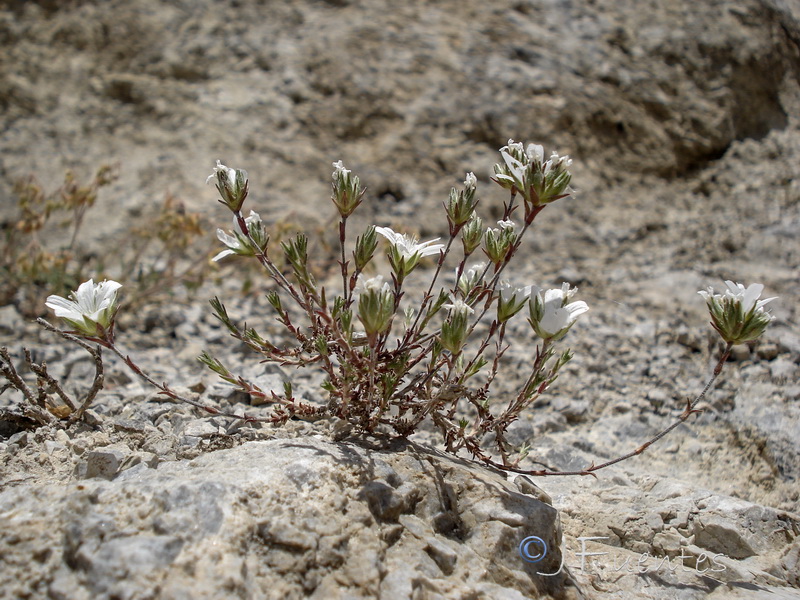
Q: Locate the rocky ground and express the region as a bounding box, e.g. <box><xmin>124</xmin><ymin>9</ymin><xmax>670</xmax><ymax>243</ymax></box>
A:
<box><xmin>1</xmin><ymin>1</ymin><xmax>799</xmax><ymax>599</ymax></box>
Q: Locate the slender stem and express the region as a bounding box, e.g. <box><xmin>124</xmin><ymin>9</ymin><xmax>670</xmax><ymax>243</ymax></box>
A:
<box><xmin>98</xmin><ymin>336</ymin><xmax>281</xmax><ymax>424</ymax></box>
<box><xmin>511</xmin><ymin>338</ymin><xmax>551</xmax><ymax>410</ymax></box>
<box><xmin>402</xmin><ymin>236</ymin><xmax>455</xmax><ymax>347</ymax></box>
<box><xmin>484</xmin><ymin>342</ymin><xmax>734</xmax><ymax>476</ymax></box>
<box><xmin>0</xmin><ymin>347</ymin><xmax>37</xmax><ymax>406</ymax></box>
<box><xmin>69</xmin><ymin>344</ymin><xmax>104</xmax><ymax>423</ymax></box>
<box><xmin>339</xmin><ymin>216</ymin><xmax>350</xmax><ymax>304</ymax></box>
<box><xmin>234</xmin><ymin>210</ymin><xmax>308</xmax><ymax>311</ymax></box>
<box><xmin>367</xmin><ymin>343</ymin><xmax>381</xmax><ymax>428</ymax></box>
<box><xmin>25</xmin><ymin>349</ymin><xmax>77</xmax><ymax>411</ymax></box>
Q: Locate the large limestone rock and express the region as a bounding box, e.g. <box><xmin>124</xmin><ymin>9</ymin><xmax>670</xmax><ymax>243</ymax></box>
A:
<box><xmin>0</xmin><ymin>436</ymin><xmax>573</xmax><ymax>600</ymax></box>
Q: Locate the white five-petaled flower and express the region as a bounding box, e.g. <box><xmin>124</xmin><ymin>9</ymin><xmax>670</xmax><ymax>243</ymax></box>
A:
<box><xmin>530</xmin><ymin>283</ymin><xmax>589</xmax><ymax>340</ymax></box>
<box><xmin>213</xmin><ymin>210</ymin><xmax>263</xmax><ymax>261</ymax></box>
<box><xmin>206</xmin><ymin>160</ymin><xmax>237</xmax><ymax>187</ymax></box>
<box><xmin>698</xmin><ymin>281</ymin><xmax>776</xmax><ymax>313</ymax></box>
<box><xmin>375</xmin><ymin>227</ymin><xmax>445</xmax><ymax>260</ymax></box>
<box><xmin>45</xmin><ymin>279</ymin><xmax>122</xmax><ymax>336</ymax></box>
<box><xmin>464</xmin><ymin>172</ymin><xmax>477</xmax><ymax>189</ymax></box>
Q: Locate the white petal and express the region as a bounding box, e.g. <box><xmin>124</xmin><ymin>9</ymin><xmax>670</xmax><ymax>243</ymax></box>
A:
<box><xmin>564</xmin><ymin>300</ymin><xmax>589</xmax><ymax>319</ymax></box>
<box><xmin>539</xmin><ymin>307</ymin><xmax>570</xmax><ymax>336</ymax></box>
<box><xmin>741</xmin><ymin>283</ymin><xmax>764</xmax><ymax>312</ymax></box>
<box><xmin>501</xmin><ymin>151</ymin><xmax>525</xmax><ymax>180</ymax></box>
<box><xmin>216</xmin><ymin>228</ymin><xmax>241</xmax><ymax>249</ymax></box>
<box><xmin>526</xmin><ymin>144</ymin><xmax>544</xmax><ymax>163</ymax></box>
<box><xmin>45</xmin><ymin>295</ymin><xmax>82</xmax><ymax>320</ymax></box>
<box><xmin>756</xmin><ymin>296</ymin><xmax>777</xmax><ymax>310</ymax></box>
<box><xmin>212</xmin><ymin>249</ymin><xmax>236</xmax><ymax>262</ymax></box>
<box><xmin>542</xmin><ymin>287</ymin><xmax>565</xmax><ymax>306</ymax></box>
<box><xmin>375</xmin><ymin>226</ymin><xmax>399</xmax><ymax>245</ymax></box>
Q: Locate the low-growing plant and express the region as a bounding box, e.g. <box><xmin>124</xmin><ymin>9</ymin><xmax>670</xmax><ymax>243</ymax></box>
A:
<box><xmin>1</xmin><ymin>142</ymin><xmax>778</xmax><ymax>476</ymax></box>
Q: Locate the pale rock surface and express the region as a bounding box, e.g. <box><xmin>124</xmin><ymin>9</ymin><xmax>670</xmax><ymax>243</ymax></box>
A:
<box><xmin>0</xmin><ymin>436</ymin><xmax>573</xmax><ymax>600</ymax></box>
<box><xmin>1</xmin><ymin>0</ymin><xmax>799</xmax><ymax>599</ymax></box>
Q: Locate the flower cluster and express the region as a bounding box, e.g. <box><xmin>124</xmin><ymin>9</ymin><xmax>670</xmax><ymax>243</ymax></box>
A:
<box><xmin>31</xmin><ymin>143</ymin><xmax>778</xmax><ymax>477</ymax></box>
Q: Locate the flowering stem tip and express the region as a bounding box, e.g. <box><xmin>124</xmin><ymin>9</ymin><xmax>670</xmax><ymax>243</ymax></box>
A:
<box><xmin>45</xmin><ymin>279</ymin><xmax>122</xmax><ymax>339</ymax></box>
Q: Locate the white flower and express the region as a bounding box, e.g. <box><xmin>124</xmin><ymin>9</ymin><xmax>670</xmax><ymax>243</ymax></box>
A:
<box><xmin>375</xmin><ymin>227</ymin><xmax>445</xmax><ymax>260</ymax></box>
<box><xmin>530</xmin><ymin>283</ymin><xmax>588</xmax><ymax>340</ymax></box>
<box><xmin>526</xmin><ymin>143</ymin><xmax>544</xmax><ymax>164</ymax></box>
<box><xmin>354</xmin><ymin>274</ymin><xmax>390</xmax><ymax>296</ymax></box>
<box><xmin>213</xmin><ymin>210</ymin><xmax>263</xmax><ymax>261</ymax></box>
<box><xmin>46</xmin><ymin>279</ymin><xmax>122</xmax><ymax>336</ymax></box>
<box><xmin>544</xmin><ymin>150</ymin><xmax>572</xmax><ymax>174</ymax></box>
<box><xmin>355</xmin><ymin>274</ymin><xmax>395</xmax><ymax>339</ymax></box>
<box><xmin>698</xmin><ymin>280</ymin><xmax>777</xmax><ymax>344</ymax></box>
<box><xmin>206</xmin><ymin>159</ymin><xmax>237</xmax><ymax>187</ymax></box>
<box><xmin>497</xmin><ymin>219</ymin><xmax>516</xmax><ymax>231</ymax></box>
<box><xmin>464</xmin><ymin>172</ymin><xmax>477</xmax><ymax>189</ymax></box>
<box><xmin>443</xmin><ymin>297</ymin><xmax>475</xmax><ymax>316</ymax></box>
<box><xmin>505</xmin><ymin>139</ymin><xmax>524</xmax><ymax>154</ymax></box>
<box><xmin>332</xmin><ymin>160</ymin><xmax>350</xmax><ymax>179</ymax></box>
<box><xmin>498</xmin><ymin>281</ymin><xmax>535</xmax><ymax>303</ymax></box>
<box><xmin>497</xmin><ymin>281</ymin><xmax>537</xmax><ymax>322</ymax></box>
<box><xmin>699</xmin><ymin>280</ymin><xmax>776</xmax><ymax>313</ymax></box>
<box><xmin>457</xmin><ymin>262</ymin><xmax>486</xmax><ymax>296</ymax></box>
<box><xmin>460</xmin><ymin>262</ymin><xmax>486</xmax><ymax>282</ymax></box>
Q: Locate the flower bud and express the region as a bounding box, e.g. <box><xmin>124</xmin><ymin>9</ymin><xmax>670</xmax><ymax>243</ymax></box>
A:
<box><xmin>354</xmin><ymin>226</ymin><xmax>378</xmax><ymax>271</ymax></box>
<box><xmin>457</xmin><ymin>262</ymin><xmax>486</xmax><ymax>297</ymax></box>
<box><xmin>207</xmin><ymin>160</ymin><xmax>248</xmax><ymax>211</ymax></box>
<box><xmin>445</xmin><ymin>172</ymin><xmax>479</xmax><ymax>233</ymax></box>
<box><xmin>331</xmin><ymin>160</ymin><xmax>365</xmax><ymax>218</ymax></box>
<box><xmin>355</xmin><ymin>275</ymin><xmax>395</xmax><ymax>343</ymax></box>
<box><xmin>439</xmin><ymin>298</ymin><xmax>474</xmax><ymax>354</ymax></box>
<box><xmin>461</xmin><ymin>214</ymin><xmax>483</xmax><ymax>256</ymax></box>
<box><xmin>483</xmin><ymin>220</ymin><xmax>516</xmax><ymax>266</ymax></box>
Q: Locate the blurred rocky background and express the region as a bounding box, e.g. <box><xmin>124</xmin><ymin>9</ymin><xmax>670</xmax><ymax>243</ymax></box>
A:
<box><xmin>1</xmin><ymin>1</ymin><xmax>799</xmax><ymax>598</ymax></box>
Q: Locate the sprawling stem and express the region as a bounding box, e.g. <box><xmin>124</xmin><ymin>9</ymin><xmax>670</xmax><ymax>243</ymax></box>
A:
<box><xmin>481</xmin><ymin>342</ymin><xmax>734</xmax><ymax>476</ymax></box>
